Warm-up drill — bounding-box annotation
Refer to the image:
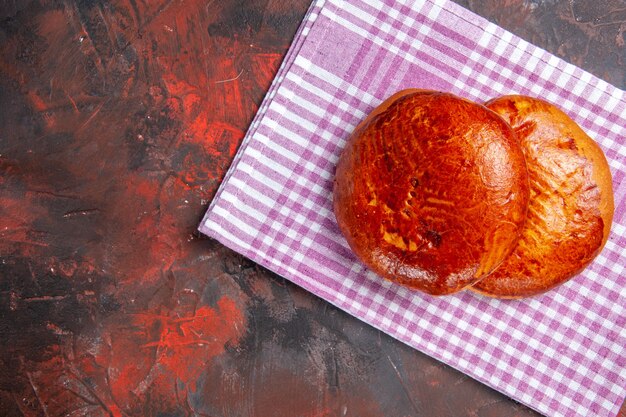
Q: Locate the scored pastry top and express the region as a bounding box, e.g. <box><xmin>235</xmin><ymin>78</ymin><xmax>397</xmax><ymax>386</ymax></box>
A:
<box><xmin>334</xmin><ymin>90</ymin><xmax>530</xmax><ymax>295</ymax></box>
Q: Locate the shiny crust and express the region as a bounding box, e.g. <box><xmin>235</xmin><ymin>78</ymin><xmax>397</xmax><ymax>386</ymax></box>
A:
<box><xmin>333</xmin><ymin>90</ymin><xmax>530</xmax><ymax>295</ymax></box>
<box><xmin>471</xmin><ymin>95</ymin><xmax>614</xmax><ymax>298</ymax></box>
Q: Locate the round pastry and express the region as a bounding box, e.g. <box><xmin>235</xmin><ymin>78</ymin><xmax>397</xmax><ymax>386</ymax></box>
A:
<box><xmin>333</xmin><ymin>90</ymin><xmax>530</xmax><ymax>295</ymax></box>
<box><xmin>471</xmin><ymin>95</ymin><xmax>614</xmax><ymax>298</ymax></box>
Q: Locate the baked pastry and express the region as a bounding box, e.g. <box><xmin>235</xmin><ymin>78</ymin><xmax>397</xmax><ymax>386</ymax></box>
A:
<box><xmin>471</xmin><ymin>95</ymin><xmax>614</xmax><ymax>298</ymax></box>
<box><xmin>333</xmin><ymin>90</ymin><xmax>530</xmax><ymax>295</ymax></box>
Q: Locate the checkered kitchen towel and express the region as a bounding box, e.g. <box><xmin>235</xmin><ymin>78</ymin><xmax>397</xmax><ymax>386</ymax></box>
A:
<box><xmin>199</xmin><ymin>0</ymin><xmax>626</xmax><ymax>415</ymax></box>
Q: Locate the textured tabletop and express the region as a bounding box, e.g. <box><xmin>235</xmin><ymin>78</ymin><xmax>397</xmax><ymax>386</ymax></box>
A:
<box><xmin>1</xmin><ymin>0</ymin><xmax>624</xmax><ymax>416</ymax></box>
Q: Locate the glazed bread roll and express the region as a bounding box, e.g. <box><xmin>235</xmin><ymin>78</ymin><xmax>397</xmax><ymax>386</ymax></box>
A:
<box><xmin>471</xmin><ymin>95</ymin><xmax>614</xmax><ymax>298</ymax></box>
<box><xmin>333</xmin><ymin>90</ymin><xmax>530</xmax><ymax>295</ymax></box>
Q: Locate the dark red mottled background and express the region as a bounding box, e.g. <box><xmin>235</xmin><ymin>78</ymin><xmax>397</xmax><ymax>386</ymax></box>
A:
<box><xmin>0</xmin><ymin>0</ymin><xmax>624</xmax><ymax>416</ymax></box>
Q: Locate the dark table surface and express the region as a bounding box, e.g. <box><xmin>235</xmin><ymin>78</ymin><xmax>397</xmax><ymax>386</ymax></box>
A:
<box><xmin>1</xmin><ymin>0</ymin><xmax>625</xmax><ymax>416</ymax></box>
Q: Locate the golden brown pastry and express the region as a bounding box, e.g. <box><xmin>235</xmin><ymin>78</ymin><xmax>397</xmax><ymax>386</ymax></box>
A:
<box><xmin>471</xmin><ymin>95</ymin><xmax>614</xmax><ymax>298</ymax></box>
<box><xmin>333</xmin><ymin>90</ymin><xmax>530</xmax><ymax>295</ymax></box>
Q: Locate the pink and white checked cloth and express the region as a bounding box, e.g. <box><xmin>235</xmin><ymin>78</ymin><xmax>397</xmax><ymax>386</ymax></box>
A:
<box><xmin>199</xmin><ymin>0</ymin><xmax>626</xmax><ymax>415</ymax></box>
